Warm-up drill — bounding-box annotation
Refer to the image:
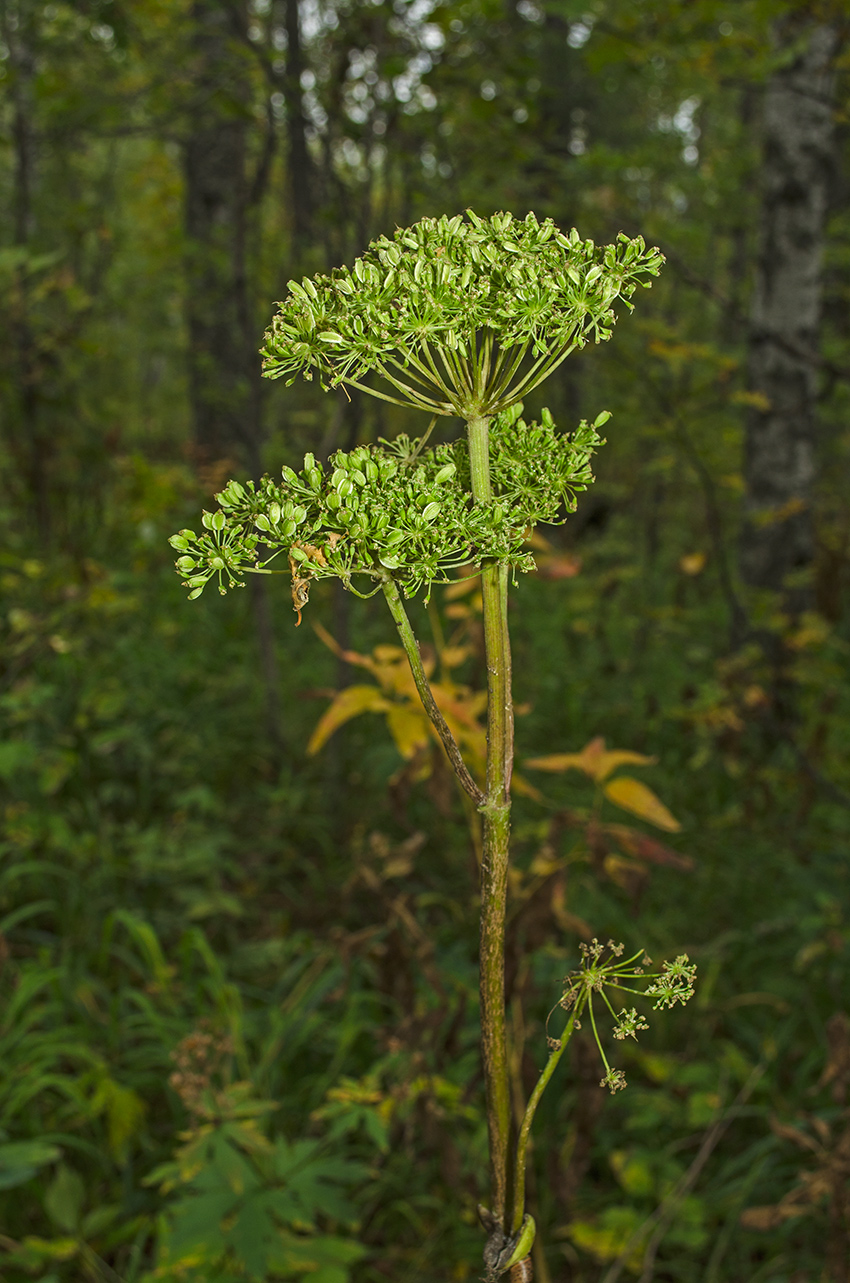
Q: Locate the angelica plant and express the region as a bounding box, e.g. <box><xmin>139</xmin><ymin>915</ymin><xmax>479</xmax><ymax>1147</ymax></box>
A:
<box><xmin>486</xmin><ymin>942</ymin><xmax>695</xmax><ymax>1280</ymax></box>
<box><xmin>169</xmin><ymin>210</ymin><xmax>688</xmax><ymax>1281</ymax></box>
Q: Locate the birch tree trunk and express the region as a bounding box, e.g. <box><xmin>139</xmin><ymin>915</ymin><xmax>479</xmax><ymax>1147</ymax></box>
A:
<box><xmin>740</xmin><ymin>20</ymin><xmax>838</xmax><ymax>609</ymax></box>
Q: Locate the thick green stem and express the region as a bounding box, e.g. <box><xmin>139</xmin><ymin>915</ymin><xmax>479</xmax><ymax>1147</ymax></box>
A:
<box><xmin>381</xmin><ymin>575</ymin><xmax>485</xmax><ymax>808</ymax></box>
<box><xmin>467</xmin><ymin>414</ymin><xmax>493</xmax><ymax>502</ymax></box>
<box><xmin>468</xmin><ymin>413</ymin><xmax>514</xmax><ymax>1226</ymax></box>
<box><xmin>511</xmin><ymin>1002</ymin><xmax>583</xmax><ymax>1234</ymax></box>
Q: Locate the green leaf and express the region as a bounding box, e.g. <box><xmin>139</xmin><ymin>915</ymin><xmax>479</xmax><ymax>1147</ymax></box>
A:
<box><xmin>272</xmin><ymin>1139</ymin><xmax>364</xmax><ymax>1224</ymax></box>
<box><xmin>210</xmin><ymin>1135</ymin><xmax>257</xmax><ymax>1197</ymax></box>
<box><xmin>44</xmin><ymin>1164</ymin><xmax>85</xmax><ymax>1233</ymax></box>
<box><xmin>226</xmin><ymin>1191</ymin><xmax>280</xmax><ymax>1278</ymax></box>
<box><xmin>0</xmin><ymin>1140</ymin><xmax>61</xmax><ymax>1191</ymax></box>
<box><xmin>269</xmin><ymin>1232</ymin><xmax>367</xmax><ymax>1283</ymax></box>
<box><xmin>568</xmin><ymin>1206</ymin><xmax>647</xmax><ymax>1268</ymax></box>
<box><xmin>166</xmin><ymin>1190</ymin><xmax>236</xmax><ymax>1255</ymax></box>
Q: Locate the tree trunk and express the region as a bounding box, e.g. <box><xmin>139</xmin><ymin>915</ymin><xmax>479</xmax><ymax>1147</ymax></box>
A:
<box><xmin>182</xmin><ymin>0</ymin><xmax>262</xmax><ymax>473</ymax></box>
<box><xmin>740</xmin><ymin>20</ymin><xmax>838</xmax><ymax>608</ymax></box>
<box><xmin>2</xmin><ymin>0</ymin><xmax>50</xmax><ymax>543</ymax></box>
<box><xmin>182</xmin><ymin>2</ymin><xmax>284</xmax><ymax>746</ymax></box>
<box><xmin>279</xmin><ymin>0</ymin><xmax>315</xmax><ymax>253</ymax></box>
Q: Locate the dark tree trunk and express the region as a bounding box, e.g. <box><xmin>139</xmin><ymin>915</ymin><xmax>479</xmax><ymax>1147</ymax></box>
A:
<box><xmin>182</xmin><ymin>0</ymin><xmax>262</xmax><ymax>472</ymax></box>
<box><xmin>280</xmin><ymin>0</ymin><xmax>315</xmax><ymax>252</ymax></box>
<box><xmin>2</xmin><ymin>0</ymin><xmax>50</xmax><ymax>543</ymax></box>
<box><xmin>182</xmin><ymin>2</ymin><xmax>284</xmax><ymax>748</ymax></box>
<box><xmin>740</xmin><ymin>20</ymin><xmax>838</xmax><ymax>608</ymax></box>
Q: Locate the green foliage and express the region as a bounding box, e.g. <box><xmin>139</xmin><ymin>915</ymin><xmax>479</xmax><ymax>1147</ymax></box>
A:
<box><xmin>147</xmin><ymin>1086</ymin><xmax>367</xmax><ymax>1283</ymax></box>
<box><xmin>261</xmin><ymin>211</ymin><xmax>663</xmax><ymax>414</ymax></box>
<box><xmin>169</xmin><ymin>405</ymin><xmax>606</xmax><ymax>605</ymax></box>
<box><xmin>0</xmin><ymin>1140</ymin><xmax>61</xmax><ymax>1192</ymax></box>
<box><xmin>2</xmin><ymin>2</ymin><xmax>850</xmax><ymax>1281</ymax></box>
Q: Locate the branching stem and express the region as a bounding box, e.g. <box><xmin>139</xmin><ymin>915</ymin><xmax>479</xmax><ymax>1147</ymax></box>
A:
<box><xmin>381</xmin><ymin>574</ymin><xmax>485</xmax><ymax>808</ymax></box>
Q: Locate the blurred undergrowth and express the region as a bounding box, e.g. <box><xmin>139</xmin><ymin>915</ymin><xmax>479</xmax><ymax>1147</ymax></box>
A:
<box><xmin>1</xmin><ymin>420</ymin><xmax>849</xmax><ymax>1280</ymax></box>
<box><xmin>2</xmin><ymin>2</ymin><xmax>850</xmax><ymax>1276</ymax></box>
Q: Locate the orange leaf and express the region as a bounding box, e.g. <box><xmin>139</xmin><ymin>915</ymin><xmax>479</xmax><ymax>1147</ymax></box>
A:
<box><xmin>603</xmin><ymin>776</ymin><xmax>681</xmax><ymax>832</ymax></box>
<box><xmin>307</xmin><ymin>685</ymin><xmax>391</xmax><ymax>755</ymax></box>
<box><xmin>524</xmin><ymin>752</ymin><xmax>593</xmax><ymax>773</ymax></box>
<box><xmin>526</xmin><ymin>737</ymin><xmax>655</xmax><ymax>782</ymax></box>
<box><xmin>311</xmin><ymin>619</ymin><xmax>378</xmax><ymax>673</ymax></box>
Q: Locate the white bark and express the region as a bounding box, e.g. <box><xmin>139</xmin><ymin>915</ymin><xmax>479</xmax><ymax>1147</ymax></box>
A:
<box><xmin>741</xmin><ymin>22</ymin><xmax>838</xmax><ymax>601</ymax></box>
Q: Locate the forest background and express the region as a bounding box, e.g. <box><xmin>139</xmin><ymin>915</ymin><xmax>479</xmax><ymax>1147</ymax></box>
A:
<box><xmin>1</xmin><ymin>1</ymin><xmax>850</xmax><ymax>1281</ymax></box>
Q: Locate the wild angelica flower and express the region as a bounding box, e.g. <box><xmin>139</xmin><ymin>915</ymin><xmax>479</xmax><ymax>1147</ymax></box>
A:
<box><xmin>261</xmin><ymin>210</ymin><xmax>663</xmax><ymax>418</ymax></box>
<box><xmin>169</xmin><ymin>404</ymin><xmax>608</xmax><ymax>616</ymax></box>
<box><xmin>612</xmin><ymin>1007</ymin><xmax>650</xmax><ymax>1041</ymax></box>
<box><xmin>645</xmin><ymin>955</ymin><xmax>698</xmax><ymax>1009</ymax></box>
<box><xmin>600</xmin><ymin>1068</ymin><xmax>628</xmax><ymax>1093</ymax></box>
<box><xmin>552</xmin><ymin>940</ymin><xmax>696</xmax><ymax>1094</ymax></box>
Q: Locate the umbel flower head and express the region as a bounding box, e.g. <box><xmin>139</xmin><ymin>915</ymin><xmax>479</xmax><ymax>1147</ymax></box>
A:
<box><xmin>169</xmin><ymin>404</ymin><xmax>606</xmax><ymax>606</ymax></box>
<box><xmin>554</xmin><ymin>939</ymin><xmax>696</xmax><ymax>1094</ymax></box>
<box><xmin>261</xmin><ymin>210</ymin><xmax>663</xmax><ymax>418</ymax></box>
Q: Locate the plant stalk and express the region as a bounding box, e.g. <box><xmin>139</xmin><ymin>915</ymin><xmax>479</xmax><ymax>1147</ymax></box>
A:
<box><xmin>467</xmin><ymin>413</ymin><xmax>514</xmax><ymax>1226</ymax></box>
<box><xmin>381</xmin><ymin>575</ymin><xmax>485</xmax><ymax>808</ymax></box>
<box><xmin>511</xmin><ymin>1003</ymin><xmax>582</xmax><ymax>1234</ymax></box>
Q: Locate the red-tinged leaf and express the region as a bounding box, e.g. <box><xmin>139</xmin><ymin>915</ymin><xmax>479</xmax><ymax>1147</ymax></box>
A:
<box><xmin>311</xmin><ymin>619</ymin><xmax>379</xmax><ymax>673</ymax></box>
<box><xmin>603</xmin><ymin>853</ymin><xmax>649</xmax><ymax>895</ymax></box>
<box><xmin>550</xmin><ymin>880</ymin><xmax>593</xmax><ymax>938</ymax></box>
<box><xmin>603</xmin><ymin>776</ymin><xmax>681</xmax><ymax>832</ymax></box>
<box><xmin>307</xmin><ymin>685</ymin><xmax>391</xmax><ymax>755</ymax></box>
<box><xmin>535</xmin><ymin>552</ymin><xmax>582</xmax><ymax>580</ymax></box>
<box><xmin>524</xmin><ymin>528</ymin><xmax>552</xmax><ymax>551</ymax></box>
<box><xmin>602</xmin><ymin>823</ymin><xmax>693</xmax><ymax>870</ymax></box>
